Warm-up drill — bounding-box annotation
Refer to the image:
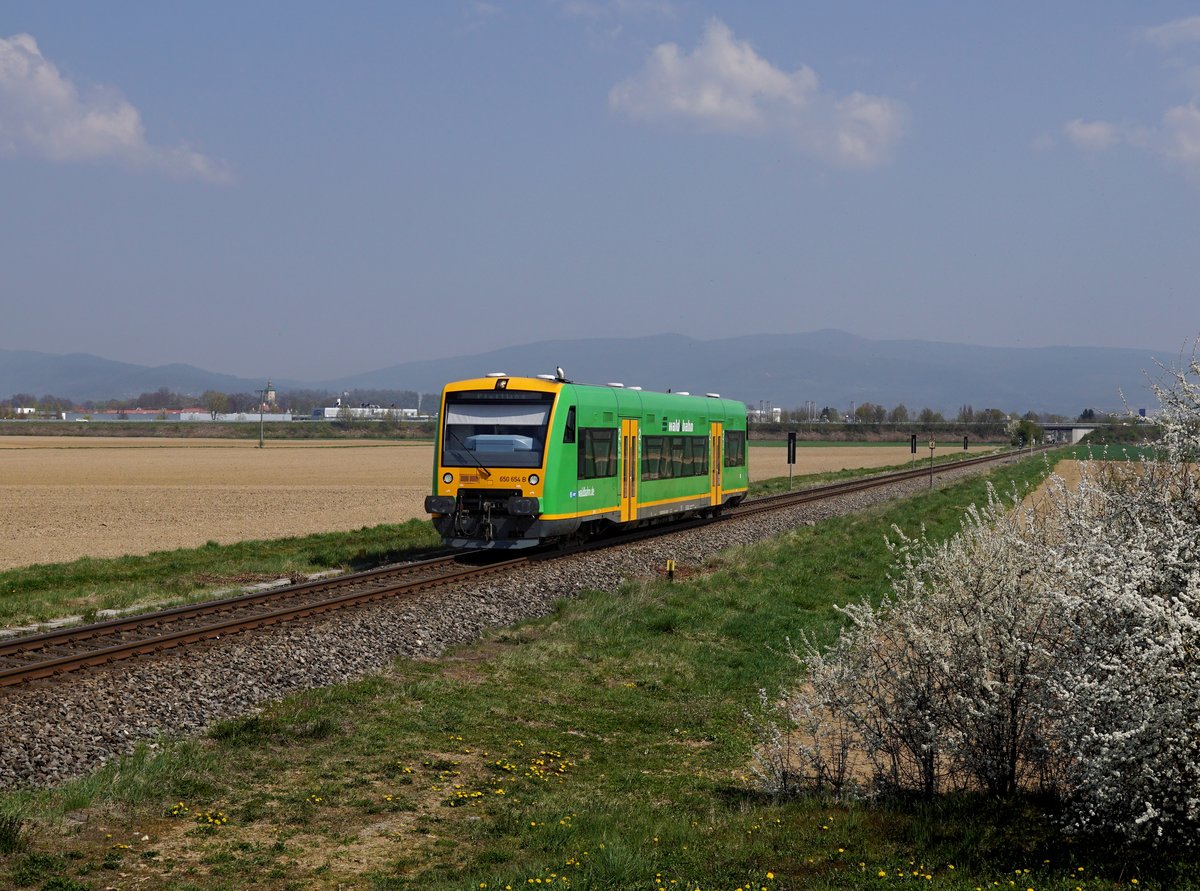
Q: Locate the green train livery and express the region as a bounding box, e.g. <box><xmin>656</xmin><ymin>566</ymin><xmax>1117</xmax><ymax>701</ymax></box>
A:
<box><xmin>423</xmin><ymin>373</ymin><xmax>749</xmax><ymax>548</ymax></box>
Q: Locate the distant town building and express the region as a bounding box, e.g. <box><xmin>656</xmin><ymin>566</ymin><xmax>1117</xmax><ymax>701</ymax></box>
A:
<box><xmin>315</xmin><ymin>404</ymin><xmax>420</xmax><ymax>420</ymax></box>
<box><xmin>747</xmin><ymin>407</ymin><xmax>783</xmax><ymax>423</ymax></box>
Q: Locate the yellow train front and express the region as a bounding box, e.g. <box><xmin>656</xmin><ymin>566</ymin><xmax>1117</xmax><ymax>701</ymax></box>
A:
<box><xmin>424</xmin><ymin>374</ymin><xmax>749</xmax><ymax>548</ymax></box>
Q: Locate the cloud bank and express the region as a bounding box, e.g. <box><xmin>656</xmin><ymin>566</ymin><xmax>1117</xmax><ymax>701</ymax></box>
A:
<box><xmin>1060</xmin><ymin>16</ymin><xmax>1200</xmax><ymax>182</ymax></box>
<box><xmin>0</xmin><ymin>33</ymin><xmax>230</xmax><ymax>182</ymax></box>
<box><xmin>609</xmin><ymin>19</ymin><xmax>907</xmax><ymax>168</ymax></box>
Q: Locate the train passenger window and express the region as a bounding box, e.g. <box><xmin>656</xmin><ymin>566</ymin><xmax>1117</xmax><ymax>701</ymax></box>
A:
<box><xmin>641</xmin><ymin>436</ymin><xmax>666</xmax><ymax>480</ymax></box>
<box><xmin>578</xmin><ymin>428</ymin><xmax>617</xmax><ymax>479</ymax></box>
<box><xmin>563</xmin><ymin>406</ymin><xmax>576</xmax><ymax>444</ymax></box>
<box><xmin>724</xmin><ymin>431</ymin><xmax>746</xmax><ymax>467</ymax></box>
<box><xmin>641</xmin><ymin>436</ymin><xmax>707</xmax><ymax>480</ymax></box>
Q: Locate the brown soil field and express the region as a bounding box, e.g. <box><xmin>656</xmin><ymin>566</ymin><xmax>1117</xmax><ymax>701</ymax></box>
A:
<box><xmin>1021</xmin><ymin>459</ymin><xmax>1085</xmax><ymax>516</ymax></box>
<box><xmin>0</xmin><ymin>438</ymin><xmax>934</xmax><ymax>570</ymax></box>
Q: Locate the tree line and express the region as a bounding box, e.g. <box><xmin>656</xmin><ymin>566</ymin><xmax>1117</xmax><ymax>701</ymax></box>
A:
<box><xmin>771</xmin><ymin>400</ymin><xmax>1126</xmax><ymax>425</ymax></box>
<box><xmin>1</xmin><ymin>387</ymin><xmax>442</xmax><ymax>418</ymax></box>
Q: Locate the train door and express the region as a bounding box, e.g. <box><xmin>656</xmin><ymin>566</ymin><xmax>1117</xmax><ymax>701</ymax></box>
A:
<box><xmin>710</xmin><ymin>421</ymin><xmax>723</xmax><ymax>507</ymax></box>
<box><xmin>620</xmin><ymin>418</ymin><xmax>639</xmax><ymax>522</ymax></box>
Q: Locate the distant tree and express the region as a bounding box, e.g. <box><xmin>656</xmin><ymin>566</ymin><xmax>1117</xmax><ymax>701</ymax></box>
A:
<box><xmin>135</xmin><ymin>387</ymin><xmax>186</xmax><ymax>410</ymax></box>
<box><xmin>201</xmin><ymin>390</ymin><xmax>229</xmax><ymax>419</ymax></box>
<box><xmin>1078</xmin><ymin>408</ymin><xmax>1097</xmax><ymax>422</ymax></box>
<box><xmin>819</xmin><ymin>406</ymin><xmax>839</xmax><ymax>422</ymax></box>
<box><xmin>854</xmin><ymin>402</ymin><xmax>886</xmax><ymax>424</ymax></box>
<box><xmin>956</xmin><ymin>404</ymin><xmax>975</xmax><ymax>423</ymax></box>
<box><xmin>977</xmin><ymin>408</ymin><xmax>1007</xmax><ymax>424</ymax></box>
<box><xmin>1022</xmin><ymin>410</ymin><xmax>1041</xmax><ymax>422</ymax></box>
<box><xmin>918</xmin><ymin>408</ymin><xmax>945</xmax><ymax>424</ymax></box>
<box><xmin>888</xmin><ymin>403</ymin><xmax>910</xmax><ymax>423</ymax></box>
<box><xmin>226</xmin><ymin>392</ymin><xmax>257</xmax><ymax>414</ymax></box>
<box><xmin>1010</xmin><ymin>417</ymin><xmax>1044</xmax><ymax>446</ymax></box>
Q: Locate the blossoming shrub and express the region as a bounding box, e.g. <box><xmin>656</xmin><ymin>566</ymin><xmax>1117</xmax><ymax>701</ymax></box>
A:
<box><xmin>758</xmin><ymin>356</ymin><xmax>1200</xmax><ymax>846</ymax></box>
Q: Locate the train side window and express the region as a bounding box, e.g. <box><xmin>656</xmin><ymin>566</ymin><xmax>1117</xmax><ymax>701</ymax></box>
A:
<box><xmin>578</xmin><ymin>428</ymin><xmax>617</xmax><ymax>479</ymax></box>
<box><xmin>641</xmin><ymin>436</ymin><xmax>666</xmax><ymax>480</ymax></box>
<box><xmin>563</xmin><ymin>406</ymin><xmax>576</xmax><ymax>444</ymax></box>
<box><xmin>641</xmin><ymin>435</ymin><xmax>707</xmax><ymax>479</ymax></box>
<box><xmin>724</xmin><ymin>431</ymin><xmax>746</xmax><ymax>467</ymax></box>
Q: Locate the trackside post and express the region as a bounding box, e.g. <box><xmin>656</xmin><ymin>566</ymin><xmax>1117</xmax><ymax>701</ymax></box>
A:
<box><xmin>787</xmin><ymin>430</ymin><xmax>797</xmax><ymax>490</ymax></box>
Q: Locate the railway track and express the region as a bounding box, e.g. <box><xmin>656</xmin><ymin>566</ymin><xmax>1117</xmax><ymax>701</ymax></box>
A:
<box><xmin>0</xmin><ymin>445</ymin><xmax>1047</xmax><ymax>688</ymax></box>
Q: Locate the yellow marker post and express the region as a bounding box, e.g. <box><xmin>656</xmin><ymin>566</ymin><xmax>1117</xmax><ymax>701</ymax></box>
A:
<box><xmin>666</xmin><ymin>558</ymin><xmax>676</xmax><ymax>582</ymax></box>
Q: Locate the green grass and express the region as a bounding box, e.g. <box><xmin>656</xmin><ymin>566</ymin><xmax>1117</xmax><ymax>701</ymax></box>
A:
<box><xmin>1060</xmin><ymin>443</ymin><xmax>1160</xmax><ymax>461</ymax></box>
<box><xmin>3</xmin><ymin>449</ymin><xmax>1191</xmax><ymax>889</ymax></box>
<box><xmin>0</xmin><ymin>520</ymin><xmax>441</xmax><ymax>628</ymax></box>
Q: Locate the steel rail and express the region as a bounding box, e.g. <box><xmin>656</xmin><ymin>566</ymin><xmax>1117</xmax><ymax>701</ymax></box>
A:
<box><xmin>0</xmin><ymin>444</ymin><xmax>1048</xmax><ymax>688</ymax></box>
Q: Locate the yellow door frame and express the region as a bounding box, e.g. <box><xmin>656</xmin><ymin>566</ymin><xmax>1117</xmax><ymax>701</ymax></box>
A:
<box><xmin>621</xmin><ymin>418</ymin><xmax>639</xmax><ymax>522</ymax></box>
<box><xmin>710</xmin><ymin>422</ymin><xmax>723</xmax><ymax>507</ymax></box>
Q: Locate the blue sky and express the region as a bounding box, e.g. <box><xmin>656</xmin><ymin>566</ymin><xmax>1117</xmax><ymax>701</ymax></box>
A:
<box><xmin>2</xmin><ymin>2</ymin><xmax>1198</xmax><ymax>380</ymax></box>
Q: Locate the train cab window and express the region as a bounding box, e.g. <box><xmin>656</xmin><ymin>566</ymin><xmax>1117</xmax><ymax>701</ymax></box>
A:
<box><xmin>724</xmin><ymin>430</ymin><xmax>746</xmax><ymax>467</ymax></box>
<box><xmin>441</xmin><ymin>390</ymin><xmax>554</xmax><ymax>470</ymax></box>
<box><xmin>563</xmin><ymin>406</ymin><xmax>576</xmax><ymax>444</ymax></box>
<box><xmin>578</xmin><ymin>428</ymin><xmax>617</xmax><ymax>479</ymax></box>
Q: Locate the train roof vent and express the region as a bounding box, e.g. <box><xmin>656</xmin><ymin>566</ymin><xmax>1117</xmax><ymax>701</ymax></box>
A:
<box><xmin>485</xmin><ymin>372</ymin><xmax>508</xmax><ymax>378</ymax></box>
<box><xmin>607</xmin><ymin>382</ymin><xmax>624</xmax><ymax>388</ymax></box>
<box><xmin>676</xmin><ymin>391</ymin><xmax>690</xmax><ymax>396</ymax></box>
<box><xmin>706</xmin><ymin>392</ymin><xmax>721</xmax><ymax>398</ymax></box>
<box><xmin>535</xmin><ymin>374</ymin><xmax>556</xmax><ymax>381</ymax></box>
<box><xmin>629</xmin><ymin>386</ymin><xmax>642</xmax><ymax>391</ymax></box>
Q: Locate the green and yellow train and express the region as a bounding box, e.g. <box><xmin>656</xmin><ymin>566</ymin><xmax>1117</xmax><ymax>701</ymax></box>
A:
<box><xmin>424</xmin><ymin>373</ymin><xmax>749</xmax><ymax>548</ymax></box>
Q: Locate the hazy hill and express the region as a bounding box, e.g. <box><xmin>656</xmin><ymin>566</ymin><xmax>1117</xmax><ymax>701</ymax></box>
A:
<box><xmin>320</xmin><ymin>331</ymin><xmax>1166</xmax><ymax>416</ymax></box>
<box><xmin>0</xmin><ymin>349</ymin><xmax>269</xmax><ymax>403</ymax></box>
<box><xmin>0</xmin><ymin>331</ymin><xmax>1170</xmax><ymax>414</ymax></box>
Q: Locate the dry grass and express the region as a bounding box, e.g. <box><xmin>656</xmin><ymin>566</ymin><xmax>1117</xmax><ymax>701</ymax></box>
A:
<box><xmin>0</xmin><ymin>438</ymin><xmax>927</xmax><ymax>570</ymax></box>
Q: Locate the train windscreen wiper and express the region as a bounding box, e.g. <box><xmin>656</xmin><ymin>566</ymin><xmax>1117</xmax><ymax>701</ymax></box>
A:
<box><xmin>445</xmin><ymin>427</ymin><xmax>492</xmax><ymax>480</ymax></box>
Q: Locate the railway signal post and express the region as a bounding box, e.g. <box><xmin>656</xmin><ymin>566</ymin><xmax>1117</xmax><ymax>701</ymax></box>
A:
<box><xmin>929</xmin><ymin>439</ymin><xmax>936</xmax><ymax>488</ymax></box>
<box><xmin>787</xmin><ymin>430</ymin><xmax>797</xmax><ymax>490</ymax></box>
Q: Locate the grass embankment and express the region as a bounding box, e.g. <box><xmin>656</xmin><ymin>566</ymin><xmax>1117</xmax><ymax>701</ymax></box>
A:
<box><xmin>0</xmin><ymin>522</ymin><xmax>440</xmax><ymax>629</ymax></box>
<box><xmin>5</xmin><ymin>448</ymin><xmax>1189</xmax><ymax>889</ymax></box>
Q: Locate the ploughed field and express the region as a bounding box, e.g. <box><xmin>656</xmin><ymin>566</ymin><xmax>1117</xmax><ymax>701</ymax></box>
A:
<box><xmin>0</xmin><ymin>436</ymin><xmax>923</xmax><ymax>570</ymax></box>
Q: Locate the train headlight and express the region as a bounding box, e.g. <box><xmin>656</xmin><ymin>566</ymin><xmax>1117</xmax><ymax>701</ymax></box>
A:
<box><xmin>442</xmin><ymin>472</ymin><xmax>453</xmax><ymax>484</ymax></box>
<box><xmin>528</xmin><ymin>473</ymin><xmax>540</xmax><ymax>485</ymax></box>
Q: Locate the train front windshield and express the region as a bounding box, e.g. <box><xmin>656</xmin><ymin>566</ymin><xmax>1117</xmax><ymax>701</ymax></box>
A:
<box><xmin>441</xmin><ymin>390</ymin><xmax>554</xmax><ymax>470</ymax></box>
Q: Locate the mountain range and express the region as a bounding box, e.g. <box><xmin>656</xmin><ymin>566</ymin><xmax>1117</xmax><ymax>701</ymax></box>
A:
<box><xmin>0</xmin><ymin>331</ymin><xmax>1172</xmax><ymax>415</ymax></box>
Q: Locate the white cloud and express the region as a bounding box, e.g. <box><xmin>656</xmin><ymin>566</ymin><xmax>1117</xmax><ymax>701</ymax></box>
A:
<box><xmin>609</xmin><ymin>19</ymin><xmax>907</xmax><ymax>168</ymax></box>
<box><xmin>1058</xmin><ymin>17</ymin><xmax>1200</xmax><ymax>183</ymax></box>
<box><xmin>1144</xmin><ymin>15</ymin><xmax>1200</xmax><ymax>49</ymax></box>
<box><xmin>1064</xmin><ymin>118</ymin><xmax>1120</xmax><ymax>152</ymax></box>
<box><xmin>0</xmin><ymin>33</ymin><xmax>230</xmax><ymax>182</ymax></box>
<box><xmin>1061</xmin><ymin>109</ymin><xmax>1200</xmax><ymax>181</ymax></box>
<box><xmin>1161</xmin><ymin>101</ymin><xmax>1200</xmax><ymax>179</ymax></box>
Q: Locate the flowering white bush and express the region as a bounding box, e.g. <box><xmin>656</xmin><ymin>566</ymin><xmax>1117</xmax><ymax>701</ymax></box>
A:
<box><xmin>758</xmin><ymin>353</ymin><xmax>1200</xmax><ymax>846</ymax></box>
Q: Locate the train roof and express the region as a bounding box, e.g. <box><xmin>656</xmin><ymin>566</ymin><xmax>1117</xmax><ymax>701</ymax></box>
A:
<box><xmin>441</xmin><ymin>376</ymin><xmax>746</xmax><ymax>419</ymax></box>
<box><xmin>443</xmin><ymin>375</ymin><xmax>740</xmax><ymax>401</ymax></box>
